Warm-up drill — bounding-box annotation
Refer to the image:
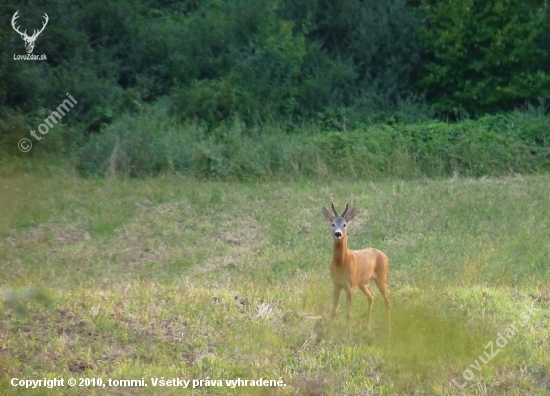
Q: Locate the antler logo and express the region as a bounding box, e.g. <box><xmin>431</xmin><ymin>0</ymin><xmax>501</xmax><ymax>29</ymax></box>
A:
<box><xmin>11</xmin><ymin>10</ymin><xmax>49</xmax><ymax>54</ymax></box>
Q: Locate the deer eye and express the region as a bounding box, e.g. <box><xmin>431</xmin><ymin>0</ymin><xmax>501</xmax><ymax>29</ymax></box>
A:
<box><xmin>331</xmin><ymin>223</ymin><xmax>335</xmax><ymax>227</ymax></box>
<box><xmin>343</xmin><ymin>224</ymin><xmax>346</xmax><ymax>227</ymax></box>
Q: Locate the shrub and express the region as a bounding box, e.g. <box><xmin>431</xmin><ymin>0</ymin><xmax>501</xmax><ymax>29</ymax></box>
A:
<box><xmin>76</xmin><ymin>103</ymin><xmax>550</xmax><ymax>180</ymax></box>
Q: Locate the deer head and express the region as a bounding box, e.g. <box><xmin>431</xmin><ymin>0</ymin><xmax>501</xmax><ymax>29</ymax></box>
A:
<box><xmin>11</xmin><ymin>11</ymin><xmax>49</xmax><ymax>54</ymax></box>
<box><xmin>322</xmin><ymin>199</ymin><xmax>356</xmax><ymax>240</ymax></box>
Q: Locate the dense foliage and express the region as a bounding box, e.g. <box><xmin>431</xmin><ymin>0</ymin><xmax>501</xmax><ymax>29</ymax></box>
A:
<box><xmin>75</xmin><ymin>106</ymin><xmax>550</xmax><ymax>180</ymax></box>
<box><xmin>419</xmin><ymin>0</ymin><xmax>550</xmax><ymax>116</ymax></box>
<box><xmin>2</xmin><ymin>0</ymin><xmax>549</xmax><ymax>127</ymax></box>
<box><xmin>1</xmin><ymin>0</ymin><xmax>550</xmax><ymax>179</ymax></box>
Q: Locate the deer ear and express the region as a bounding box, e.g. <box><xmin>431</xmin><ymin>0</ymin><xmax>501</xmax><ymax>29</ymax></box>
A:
<box><xmin>344</xmin><ymin>207</ymin><xmax>356</xmax><ymax>222</ymax></box>
<box><xmin>322</xmin><ymin>207</ymin><xmax>335</xmax><ymax>222</ymax></box>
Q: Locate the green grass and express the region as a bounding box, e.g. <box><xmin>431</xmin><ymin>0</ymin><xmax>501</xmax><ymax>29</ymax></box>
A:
<box><xmin>1</xmin><ymin>162</ymin><xmax>549</xmax><ymax>395</ymax></box>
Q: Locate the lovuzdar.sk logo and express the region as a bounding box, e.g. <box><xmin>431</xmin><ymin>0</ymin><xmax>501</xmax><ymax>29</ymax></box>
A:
<box><xmin>11</xmin><ymin>10</ymin><xmax>48</xmax><ymax>60</ymax></box>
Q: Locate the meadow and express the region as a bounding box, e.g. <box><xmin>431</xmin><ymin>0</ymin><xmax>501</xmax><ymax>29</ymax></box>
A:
<box><xmin>0</xmin><ymin>161</ymin><xmax>549</xmax><ymax>395</ymax></box>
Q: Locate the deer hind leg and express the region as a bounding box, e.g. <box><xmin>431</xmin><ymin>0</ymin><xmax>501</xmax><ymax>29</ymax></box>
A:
<box><xmin>359</xmin><ymin>284</ymin><xmax>375</xmax><ymax>330</ymax></box>
<box><xmin>374</xmin><ymin>279</ymin><xmax>391</xmax><ymax>333</ymax></box>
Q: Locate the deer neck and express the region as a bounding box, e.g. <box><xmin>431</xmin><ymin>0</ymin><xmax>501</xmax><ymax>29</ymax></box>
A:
<box><xmin>332</xmin><ymin>234</ymin><xmax>349</xmax><ymax>265</ymax></box>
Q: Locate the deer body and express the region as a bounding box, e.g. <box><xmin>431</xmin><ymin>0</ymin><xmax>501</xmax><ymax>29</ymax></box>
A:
<box><xmin>323</xmin><ymin>201</ymin><xmax>390</xmax><ymax>337</ymax></box>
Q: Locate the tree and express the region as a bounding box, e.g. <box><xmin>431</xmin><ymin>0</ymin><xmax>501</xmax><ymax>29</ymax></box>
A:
<box><xmin>419</xmin><ymin>0</ymin><xmax>550</xmax><ymax>116</ymax></box>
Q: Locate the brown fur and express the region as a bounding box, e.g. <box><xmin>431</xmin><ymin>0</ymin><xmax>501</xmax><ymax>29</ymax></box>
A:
<box><xmin>323</xmin><ymin>202</ymin><xmax>390</xmax><ymax>337</ymax></box>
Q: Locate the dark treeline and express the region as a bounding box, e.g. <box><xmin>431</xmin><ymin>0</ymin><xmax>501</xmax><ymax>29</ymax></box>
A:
<box><xmin>1</xmin><ymin>0</ymin><xmax>550</xmax><ymax>179</ymax></box>
<box><xmin>2</xmin><ymin>0</ymin><xmax>550</xmax><ymax>130</ymax></box>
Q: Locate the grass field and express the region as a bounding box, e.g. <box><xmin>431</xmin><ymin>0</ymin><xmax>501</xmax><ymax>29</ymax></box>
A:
<box><xmin>1</xmin><ymin>161</ymin><xmax>549</xmax><ymax>395</ymax></box>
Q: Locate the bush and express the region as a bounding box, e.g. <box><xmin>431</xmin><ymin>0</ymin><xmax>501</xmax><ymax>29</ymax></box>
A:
<box><xmin>77</xmin><ymin>106</ymin><xmax>315</xmax><ymax>180</ymax></box>
<box><xmin>76</xmin><ymin>104</ymin><xmax>550</xmax><ymax>180</ymax></box>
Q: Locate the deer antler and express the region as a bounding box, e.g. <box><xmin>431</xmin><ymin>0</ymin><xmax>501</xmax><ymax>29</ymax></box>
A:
<box><xmin>331</xmin><ymin>198</ymin><xmax>339</xmax><ymax>217</ymax></box>
<box><xmin>11</xmin><ymin>11</ymin><xmax>48</xmax><ymax>40</ymax></box>
<box><xmin>341</xmin><ymin>202</ymin><xmax>350</xmax><ymax>218</ymax></box>
<box><xmin>11</xmin><ymin>11</ymin><xmax>27</xmax><ymax>38</ymax></box>
<box><xmin>32</xmin><ymin>13</ymin><xmax>49</xmax><ymax>39</ymax></box>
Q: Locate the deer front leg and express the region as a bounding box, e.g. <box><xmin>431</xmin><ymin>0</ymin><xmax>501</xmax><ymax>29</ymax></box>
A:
<box><xmin>331</xmin><ymin>285</ymin><xmax>342</xmax><ymax>319</ymax></box>
<box><xmin>345</xmin><ymin>288</ymin><xmax>353</xmax><ymax>338</ymax></box>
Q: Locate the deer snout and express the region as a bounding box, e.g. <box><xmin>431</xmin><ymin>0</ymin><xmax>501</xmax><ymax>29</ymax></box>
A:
<box><xmin>334</xmin><ymin>231</ymin><xmax>342</xmax><ymax>238</ymax></box>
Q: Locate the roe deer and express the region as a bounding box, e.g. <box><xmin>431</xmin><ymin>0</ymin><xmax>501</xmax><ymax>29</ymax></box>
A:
<box><xmin>322</xmin><ymin>199</ymin><xmax>390</xmax><ymax>337</ymax></box>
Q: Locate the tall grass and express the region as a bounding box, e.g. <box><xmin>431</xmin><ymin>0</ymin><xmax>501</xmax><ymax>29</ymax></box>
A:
<box><xmin>74</xmin><ymin>104</ymin><xmax>550</xmax><ymax>180</ymax></box>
